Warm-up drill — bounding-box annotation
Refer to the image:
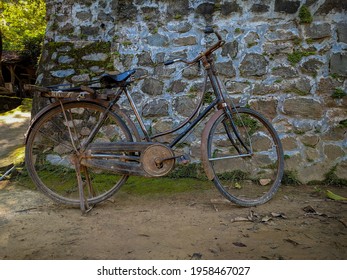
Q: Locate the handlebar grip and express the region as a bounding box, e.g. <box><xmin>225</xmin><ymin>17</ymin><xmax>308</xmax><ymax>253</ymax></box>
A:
<box><xmin>164</xmin><ymin>60</ymin><xmax>175</xmax><ymax>66</ymax></box>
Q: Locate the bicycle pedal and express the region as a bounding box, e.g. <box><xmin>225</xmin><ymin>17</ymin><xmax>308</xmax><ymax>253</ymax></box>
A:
<box><xmin>177</xmin><ymin>154</ymin><xmax>190</xmax><ymax>165</ymax></box>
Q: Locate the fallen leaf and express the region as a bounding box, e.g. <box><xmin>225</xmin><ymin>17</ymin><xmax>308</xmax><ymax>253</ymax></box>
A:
<box><xmin>271</xmin><ymin>212</ymin><xmax>287</xmax><ymax>219</ymax></box>
<box><xmin>261</xmin><ymin>216</ymin><xmax>272</xmax><ymax>222</ymax></box>
<box><xmin>230</xmin><ymin>217</ymin><xmax>250</xmax><ymax>223</ymax></box>
<box><xmin>284</xmin><ymin>238</ymin><xmax>299</xmax><ymax>246</ymax></box>
<box><xmin>326</xmin><ymin>190</ymin><xmax>347</xmax><ymax>201</ymax></box>
<box><xmin>234</xmin><ymin>182</ymin><xmax>242</xmax><ymax>189</ymax></box>
<box><xmin>233</xmin><ymin>242</ymin><xmax>247</xmax><ymax>247</ymax></box>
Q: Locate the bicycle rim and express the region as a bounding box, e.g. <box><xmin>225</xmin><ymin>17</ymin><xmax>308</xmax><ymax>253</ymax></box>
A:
<box><xmin>25</xmin><ymin>101</ymin><xmax>132</xmax><ymax>207</ymax></box>
<box><xmin>207</xmin><ymin>107</ymin><xmax>284</xmax><ymax>206</ymax></box>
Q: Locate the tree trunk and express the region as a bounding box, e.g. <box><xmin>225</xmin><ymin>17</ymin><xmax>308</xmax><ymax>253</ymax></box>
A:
<box><xmin>0</xmin><ymin>29</ymin><xmax>5</xmax><ymax>86</ymax></box>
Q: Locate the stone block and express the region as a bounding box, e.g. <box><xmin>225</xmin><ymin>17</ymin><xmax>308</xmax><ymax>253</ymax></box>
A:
<box><xmin>304</xmin><ymin>23</ymin><xmax>331</xmax><ymax>39</ymax></box>
<box><xmin>316</xmin><ymin>0</ymin><xmax>347</xmax><ymax>15</ymax></box>
<box><xmin>240</xmin><ymin>54</ymin><xmax>268</xmax><ymax>77</ymax></box>
<box><xmin>337</xmin><ymin>22</ymin><xmax>347</xmax><ymax>43</ymax></box>
<box><xmin>215</xmin><ymin>61</ymin><xmax>236</xmax><ymax>77</ymax></box>
<box><xmin>249</xmin><ymin>98</ymin><xmax>278</xmax><ymax>121</ymax></box>
<box><xmin>283</xmin><ymin>98</ymin><xmax>323</xmax><ymax>119</ymax></box>
<box><xmin>141</xmin><ymin>78</ymin><xmax>164</xmax><ymax>96</ymax></box>
<box><xmin>142</xmin><ymin>99</ymin><xmax>169</xmax><ymax>117</ymax></box>
<box><xmin>323</xmin><ymin>144</ymin><xmax>345</xmax><ymax>161</ymax></box>
<box><xmin>221</xmin><ymin>41</ymin><xmax>238</xmax><ymax>58</ymax></box>
<box><xmin>330</xmin><ymin>53</ymin><xmax>347</xmax><ymax>76</ymax></box>
<box><xmin>274</xmin><ymin>0</ymin><xmax>300</xmax><ymax>14</ymax></box>
<box><xmin>173</xmin><ymin>96</ymin><xmax>199</xmax><ymax>117</ymax></box>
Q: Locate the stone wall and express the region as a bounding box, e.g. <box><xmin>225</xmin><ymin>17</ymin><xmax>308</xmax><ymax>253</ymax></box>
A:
<box><xmin>38</xmin><ymin>0</ymin><xmax>347</xmax><ymax>184</ymax></box>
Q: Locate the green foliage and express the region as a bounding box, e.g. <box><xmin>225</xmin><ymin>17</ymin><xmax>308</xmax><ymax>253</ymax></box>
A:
<box><xmin>282</xmin><ymin>170</ymin><xmax>301</xmax><ymax>185</ymax></box>
<box><xmin>0</xmin><ymin>0</ymin><xmax>46</xmax><ymax>51</ymax></box>
<box><xmin>298</xmin><ymin>5</ymin><xmax>313</xmax><ymax>24</ymax></box>
<box><xmin>287</xmin><ymin>50</ymin><xmax>315</xmax><ymax>65</ymax></box>
<box><xmin>331</xmin><ymin>88</ymin><xmax>346</xmax><ymax>99</ymax></box>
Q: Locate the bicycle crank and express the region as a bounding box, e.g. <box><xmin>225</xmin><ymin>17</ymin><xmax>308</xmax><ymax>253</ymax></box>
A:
<box><xmin>141</xmin><ymin>144</ymin><xmax>175</xmax><ymax>177</ymax></box>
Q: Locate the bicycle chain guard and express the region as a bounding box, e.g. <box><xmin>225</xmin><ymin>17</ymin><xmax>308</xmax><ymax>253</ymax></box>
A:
<box><xmin>141</xmin><ymin>144</ymin><xmax>175</xmax><ymax>177</ymax></box>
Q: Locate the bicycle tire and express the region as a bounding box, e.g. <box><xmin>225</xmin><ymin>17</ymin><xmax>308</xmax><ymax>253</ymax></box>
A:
<box><xmin>25</xmin><ymin>100</ymin><xmax>133</xmax><ymax>207</ymax></box>
<box><xmin>207</xmin><ymin>107</ymin><xmax>284</xmax><ymax>206</ymax></box>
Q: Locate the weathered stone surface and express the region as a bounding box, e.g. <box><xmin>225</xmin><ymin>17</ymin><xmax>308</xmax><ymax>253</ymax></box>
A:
<box><xmin>137</xmin><ymin>52</ymin><xmax>153</xmax><ymax>67</ymax></box>
<box><xmin>305</xmin><ymin>146</ymin><xmax>321</xmax><ymax>162</ymax></box>
<box><xmin>220</xmin><ymin>1</ymin><xmax>242</xmax><ymax>15</ymax></box>
<box><xmin>167</xmin><ymin>0</ymin><xmax>190</xmax><ymax>17</ymax></box>
<box><xmin>173</xmin><ymin>96</ymin><xmax>198</xmax><ymax>117</ymax></box>
<box><xmin>282</xmin><ymin>77</ymin><xmax>312</xmax><ymax>95</ymax></box>
<box><xmin>141</xmin><ymin>78</ymin><xmax>164</xmax><ymax>96</ymax></box>
<box><xmin>263</xmin><ymin>42</ymin><xmax>293</xmax><ymax>54</ymax></box>
<box><xmin>71</xmin><ymin>74</ymin><xmax>90</xmax><ymax>83</ymax></box>
<box><xmin>274</xmin><ymin>0</ymin><xmax>300</xmax><ymax>14</ymax></box>
<box><xmin>82</xmin><ymin>53</ymin><xmax>109</xmax><ymax>61</ymax></box>
<box><xmin>330</xmin><ymin>53</ymin><xmax>347</xmax><ymax>76</ymax></box>
<box><xmin>281</xmin><ymin>136</ymin><xmax>299</xmax><ymax>150</ymax></box>
<box><xmin>196</xmin><ymin>2</ymin><xmax>215</xmax><ymax>19</ymax></box>
<box><xmin>167</xmin><ymin>22</ymin><xmax>192</xmax><ymax>33</ymax></box>
<box><xmin>169</xmin><ymin>80</ymin><xmax>187</xmax><ymax>94</ymax></box>
<box><xmin>251</xmin><ymin>4</ymin><xmax>269</xmax><ymax>13</ymax></box>
<box><xmin>283</xmin><ymin>98</ymin><xmax>323</xmax><ymax>119</ymax></box>
<box><xmin>142</xmin><ymin>99</ymin><xmax>169</xmax><ymax>117</ymax></box>
<box><xmin>252</xmin><ymin>83</ymin><xmax>280</xmax><ymax>95</ymax></box>
<box><xmin>40</xmin><ymin>0</ymin><xmax>347</xmax><ymax>184</ymax></box>
<box><xmin>51</xmin><ymin>69</ymin><xmax>75</xmax><ymax>78</ymax></box>
<box><xmin>221</xmin><ymin>41</ymin><xmax>238</xmax><ymax>58</ymax></box>
<box><xmin>265</xmin><ymin>29</ymin><xmax>298</xmax><ymax>41</ymax></box>
<box><xmin>304</xmin><ymin>23</ymin><xmax>331</xmax><ymax>39</ymax></box>
<box><xmin>245</xmin><ymin>32</ymin><xmax>260</xmax><ymax>47</ymax></box>
<box><xmin>300</xmin><ymin>59</ymin><xmax>324</xmax><ymax>76</ymax></box>
<box><xmin>335</xmin><ymin>160</ymin><xmax>347</xmax><ymax>179</ymax></box>
<box><xmin>336</xmin><ymin>22</ymin><xmax>347</xmax><ymax>43</ymax></box>
<box><xmin>173</xmin><ymin>36</ymin><xmax>197</xmax><ymax>46</ymax></box>
<box><xmin>272</xmin><ymin>66</ymin><xmax>298</xmax><ymax>78</ymax></box>
<box><xmin>240</xmin><ymin>54</ymin><xmax>268</xmax><ymax>77</ymax></box>
<box><xmin>249</xmin><ymin>98</ymin><xmax>278</xmax><ymax>121</ymax></box>
<box><xmin>146</xmin><ymin>34</ymin><xmax>169</xmax><ymax>47</ymax></box>
<box><xmin>297</xmin><ymin>162</ymin><xmax>329</xmax><ymax>183</ymax></box>
<box><xmin>300</xmin><ymin>134</ymin><xmax>320</xmax><ymax>147</ymax></box>
<box><xmin>315</xmin><ymin>0</ymin><xmax>347</xmax><ymax>15</ymax></box>
<box><xmin>324</xmin><ymin>144</ymin><xmax>345</xmax><ymax>161</ymax></box>
<box><xmin>215</xmin><ymin>61</ymin><xmax>236</xmax><ymax>77</ymax></box>
<box><xmin>225</xmin><ymin>81</ymin><xmax>251</xmax><ymax>94</ymax></box>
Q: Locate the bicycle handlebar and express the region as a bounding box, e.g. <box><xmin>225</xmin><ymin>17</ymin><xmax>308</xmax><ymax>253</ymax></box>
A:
<box><xmin>164</xmin><ymin>27</ymin><xmax>225</xmax><ymax>66</ymax></box>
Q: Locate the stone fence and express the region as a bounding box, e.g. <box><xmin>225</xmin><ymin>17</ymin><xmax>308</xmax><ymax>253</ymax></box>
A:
<box><xmin>38</xmin><ymin>0</ymin><xmax>346</xmax><ymax>184</ymax></box>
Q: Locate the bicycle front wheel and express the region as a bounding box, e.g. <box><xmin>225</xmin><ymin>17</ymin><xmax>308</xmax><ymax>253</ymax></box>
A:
<box><xmin>207</xmin><ymin>107</ymin><xmax>284</xmax><ymax>206</ymax></box>
<box><xmin>25</xmin><ymin>100</ymin><xmax>133</xmax><ymax>207</ymax></box>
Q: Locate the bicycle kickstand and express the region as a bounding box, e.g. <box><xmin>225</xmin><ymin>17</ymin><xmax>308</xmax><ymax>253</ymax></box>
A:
<box><xmin>73</xmin><ymin>159</ymin><xmax>92</xmax><ymax>214</ymax></box>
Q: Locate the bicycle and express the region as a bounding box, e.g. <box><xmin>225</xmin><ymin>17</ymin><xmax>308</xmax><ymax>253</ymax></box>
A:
<box><xmin>24</xmin><ymin>27</ymin><xmax>284</xmax><ymax>212</ymax></box>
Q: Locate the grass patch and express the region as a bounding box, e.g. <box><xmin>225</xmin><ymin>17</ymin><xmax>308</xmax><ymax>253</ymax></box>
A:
<box><xmin>282</xmin><ymin>170</ymin><xmax>301</xmax><ymax>185</ymax></box>
<box><xmin>323</xmin><ymin>165</ymin><xmax>347</xmax><ymax>187</ymax></box>
<box><xmin>298</xmin><ymin>5</ymin><xmax>313</xmax><ymax>24</ymax></box>
<box><xmin>120</xmin><ymin>177</ymin><xmax>211</xmax><ymax>196</ymax></box>
<box><xmin>331</xmin><ymin>88</ymin><xmax>346</xmax><ymax>99</ymax></box>
<box><xmin>287</xmin><ymin>51</ymin><xmax>315</xmax><ymax>65</ymax></box>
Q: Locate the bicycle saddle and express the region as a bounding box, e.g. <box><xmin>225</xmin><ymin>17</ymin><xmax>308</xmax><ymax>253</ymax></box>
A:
<box><xmin>100</xmin><ymin>69</ymin><xmax>136</xmax><ymax>85</ymax></box>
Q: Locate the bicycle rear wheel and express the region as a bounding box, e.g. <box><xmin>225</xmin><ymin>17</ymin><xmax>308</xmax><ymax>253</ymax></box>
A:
<box><xmin>207</xmin><ymin>107</ymin><xmax>284</xmax><ymax>206</ymax></box>
<box><xmin>25</xmin><ymin>101</ymin><xmax>133</xmax><ymax>207</ymax></box>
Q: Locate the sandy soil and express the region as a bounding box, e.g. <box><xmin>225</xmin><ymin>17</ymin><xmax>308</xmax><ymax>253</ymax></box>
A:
<box><xmin>0</xmin><ymin>180</ymin><xmax>346</xmax><ymax>260</ymax></box>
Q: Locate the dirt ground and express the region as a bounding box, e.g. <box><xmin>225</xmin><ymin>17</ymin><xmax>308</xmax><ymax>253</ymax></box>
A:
<box><xmin>0</xmin><ymin>105</ymin><xmax>346</xmax><ymax>260</ymax></box>
<box><xmin>0</xmin><ymin>179</ymin><xmax>346</xmax><ymax>260</ymax></box>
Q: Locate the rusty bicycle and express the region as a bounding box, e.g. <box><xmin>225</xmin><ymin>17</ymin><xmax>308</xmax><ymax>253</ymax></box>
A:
<box><xmin>25</xmin><ymin>27</ymin><xmax>284</xmax><ymax>212</ymax></box>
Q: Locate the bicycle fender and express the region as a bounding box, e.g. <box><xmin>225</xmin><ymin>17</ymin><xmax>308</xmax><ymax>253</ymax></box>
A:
<box><xmin>201</xmin><ymin>109</ymin><xmax>225</xmax><ymax>181</ymax></box>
